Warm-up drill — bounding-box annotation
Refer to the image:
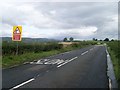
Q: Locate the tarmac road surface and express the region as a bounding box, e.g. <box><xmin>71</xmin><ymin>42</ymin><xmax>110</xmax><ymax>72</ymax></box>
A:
<box><xmin>2</xmin><ymin>45</ymin><xmax>109</xmax><ymax>89</ymax></box>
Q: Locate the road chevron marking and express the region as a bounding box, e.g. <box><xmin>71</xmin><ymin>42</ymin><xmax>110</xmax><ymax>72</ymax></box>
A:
<box><xmin>57</xmin><ymin>57</ymin><xmax>78</xmax><ymax>68</ymax></box>
<box><xmin>10</xmin><ymin>78</ymin><xmax>35</xmax><ymax>90</ymax></box>
<box><xmin>81</xmin><ymin>51</ymin><xmax>88</xmax><ymax>55</ymax></box>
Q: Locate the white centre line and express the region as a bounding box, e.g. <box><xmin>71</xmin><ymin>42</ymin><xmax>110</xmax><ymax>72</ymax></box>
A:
<box><xmin>90</xmin><ymin>48</ymin><xmax>93</xmax><ymax>51</ymax></box>
<box><xmin>64</xmin><ymin>52</ymin><xmax>70</xmax><ymax>54</ymax></box>
<box><xmin>81</xmin><ymin>51</ymin><xmax>88</xmax><ymax>55</ymax></box>
<box><xmin>10</xmin><ymin>78</ymin><xmax>35</xmax><ymax>90</ymax></box>
<box><xmin>68</xmin><ymin>57</ymin><xmax>78</xmax><ymax>62</ymax></box>
<box><xmin>57</xmin><ymin>57</ymin><xmax>78</xmax><ymax>68</ymax></box>
<box><xmin>57</xmin><ymin>61</ymin><xmax>68</xmax><ymax>68</ymax></box>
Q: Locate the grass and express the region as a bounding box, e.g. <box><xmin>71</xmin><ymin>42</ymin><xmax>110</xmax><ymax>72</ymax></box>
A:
<box><xmin>107</xmin><ymin>41</ymin><xmax>120</xmax><ymax>88</ymax></box>
<box><xmin>2</xmin><ymin>50</ymin><xmax>60</xmax><ymax>68</ymax></box>
<box><xmin>2</xmin><ymin>41</ymin><xmax>98</xmax><ymax>69</ymax></box>
<box><xmin>108</xmin><ymin>48</ymin><xmax>119</xmax><ymax>78</ymax></box>
<box><xmin>2</xmin><ymin>45</ymin><xmax>86</xmax><ymax>69</ymax></box>
<box><xmin>0</xmin><ymin>56</ymin><xmax>2</xmax><ymax>68</ymax></box>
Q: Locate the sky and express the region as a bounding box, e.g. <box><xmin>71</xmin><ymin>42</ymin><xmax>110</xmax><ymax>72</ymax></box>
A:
<box><xmin>1</xmin><ymin>1</ymin><xmax>118</xmax><ymax>40</ymax></box>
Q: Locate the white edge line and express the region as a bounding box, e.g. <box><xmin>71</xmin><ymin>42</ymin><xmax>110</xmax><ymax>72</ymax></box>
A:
<box><xmin>106</xmin><ymin>48</ymin><xmax>118</xmax><ymax>89</ymax></box>
<box><xmin>81</xmin><ymin>51</ymin><xmax>88</xmax><ymax>55</ymax></box>
<box><xmin>57</xmin><ymin>57</ymin><xmax>78</xmax><ymax>68</ymax></box>
<box><xmin>10</xmin><ymin>78</ymin><xmax>35</xmax><ymax>90</ymax></box>
<box><xmin>109</xmin><ymin>78</ymin><xmax>112</xmax><ymax>90</ymax></box>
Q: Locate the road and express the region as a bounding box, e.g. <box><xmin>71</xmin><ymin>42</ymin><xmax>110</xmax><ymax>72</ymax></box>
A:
<box><xmin>2</xmin><ymin>45</ymin><xmax>109</xmax><ymax>89</ymax></box>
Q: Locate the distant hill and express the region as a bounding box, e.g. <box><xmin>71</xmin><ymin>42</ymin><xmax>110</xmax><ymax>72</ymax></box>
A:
<box><xmin>2</xmin><ymin>37</ymin><xmax>59</xmax><ymax>43</ymax></box>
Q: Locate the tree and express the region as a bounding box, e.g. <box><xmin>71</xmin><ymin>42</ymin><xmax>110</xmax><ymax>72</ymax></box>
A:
<box><xmin>69</xmin><ymin>37</ymin><xmax>74</xmax><ymax>42</ymax></box>
<box><xmin>93</xmin><ymin>38</ymin><xmax>97</xmax><ymax>41</ymax></box>
<box><xmin>104</xmin><ymin>38</ymin><xmax>109</xmax><ymax>41</ymax></box>
<box><xmin>93</xmin><ymin>38</ymin><xmax>96</xmax><ymax>41</ymax></box>
<box><xmin>63</xmin><ymin>37</ymin><xmax>67</xmax><ymax>42</ymax></box>
<box><xmin>111</xmin><ymin>39</ymin><xmax>114</xmax><ymax>41</ymax></box>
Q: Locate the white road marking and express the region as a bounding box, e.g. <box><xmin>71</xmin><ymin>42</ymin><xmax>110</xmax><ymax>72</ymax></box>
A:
<box><xmin>10</xmin><ymin>78</ymin><xmax>35</xmax><ymax>90</ymax></box>
<box><xmin>81</xmin><ymin>51</ymin><xmax>88</xmax><ymax>55</ymax></box>
<box><xmin>106</xmin><ymin>49</ymin><xmax>118</xmax><ymax>88</ymax></box>
<box><xmin>30</xmin><ymin>57</ymin><xmax>79</xmax><ymax>66</ymax></box>
<box><xmin>36</xmin><ymin>60</ymin><xmax>42</xmax><ymax>64</ymax></box>
<box><xmin>30</xmin><ymin>59</ymin><xmax>65</xmax><ymax>65</ymax></box>
<box><xmin>106</xmin><ymin>50</ymin><xmax>109</xmax><ymax>55</ymax></box>
<box><xmin>44</xmin><ymin>59</ymin><xmax>49</xmax><ymax>61</ymax></box>
<box><xmin>46</xmin><ymin>70</ymin><xmax>49</xmax><ymax>72</ymax></box>
<box><xmin>57</xmin><ymin>57</ymin><xmax>78</xmax><ymax>68</ymax></box>
<box><xmin>57</xmin><ymin>60</ymin><xmax>64</xmax><ymax>65</ymax></box>
<box><xmin>30</xmin><ymin>62</ymin><xmax>33</xmax><ymax>64</ymax></box>
<box><xmin>90</xmin><ymin>48</ymin><xmax>93</xmax><ymax>51</ymax></box>
<box><xmin>64</xmin><ymin>52</ymin><xmax>70</xmax><ymax>54</ymax></box>
<box><xmin>109</xmin><ymin>79</ymin><xmax>112</xmax><ymax>90</ymax></box>
<box><xmin>68</xmin><ymin>57</ymin><xmax>78</xmax><ymax>62</ymax></box>
<box><xmin>23</xmin><ymin>62</ymin><xmax>29</xmax><ymax>64</ymax></box>
<box><xmin>57</xmin><ymin>61</ymin><xmax>68</xmax><ymax>68</ymax></box>
<box><xmin>44</xmin><ymin>59</ymin><xmax>63</xmax><ymax>65</ymax></box>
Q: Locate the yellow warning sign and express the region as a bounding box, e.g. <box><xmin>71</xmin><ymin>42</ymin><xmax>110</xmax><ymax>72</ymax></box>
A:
<box><xmin>12</xmin><ymin>26</ymin><xmax>22</xmax><ymax>41</ymax></box>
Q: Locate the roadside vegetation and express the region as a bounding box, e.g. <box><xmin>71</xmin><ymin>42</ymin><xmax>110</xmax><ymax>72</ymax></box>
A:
<box><xmin>2</xmin><ymin>41</ymin><xmax>97</xmax><ymax>68</ymax></box>
<box><xmin>107</xmin><ymin>40</ymin><xmax>120</xmax><ymax>88</ymax></box>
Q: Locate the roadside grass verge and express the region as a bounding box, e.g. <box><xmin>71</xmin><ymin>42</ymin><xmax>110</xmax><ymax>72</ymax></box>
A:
<box><xmin>0</xmin><ymin>56</ymin><xmax>2</xmax><ymax>68</ymax></box>
<box><xmin>2</xmin><ymin>50</ymin><xmax>60</xmax><ymax>68</ymax></box>
<box><xmin>108</xmin><ymin>48</ymin><xmax>119</xmax><ymax>79</ymax></box>
<box><xmin>2</xmin><ymin>45</ymin><xmax>86</xmax><ymax>69</ymax></box>
<box><xmin>107</xmin><ymin>41</ymin><xmax>120</xmax><ymax>88</ymax></box>
<box><xmin>2</xmin><ymin>41</ymin><xmax>97</xmax><ymax>69</ymax></box>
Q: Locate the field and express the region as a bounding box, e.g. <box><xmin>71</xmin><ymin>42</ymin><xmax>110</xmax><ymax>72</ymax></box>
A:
<box><xmin>107</xmin><ymin>41</ymin><xmax>120</xmax><ymax>88</ymax></box>
<box><xmin>2</xmin><ymin>41</ymin><xmax>97</xmax><ymax>68</ymax></box>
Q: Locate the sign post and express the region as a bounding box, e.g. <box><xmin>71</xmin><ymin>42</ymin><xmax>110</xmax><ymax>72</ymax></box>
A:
<box><xmin>12</xmin><ymin>26</ymin><xmax>22</xmax><ymax>55</ymax></box>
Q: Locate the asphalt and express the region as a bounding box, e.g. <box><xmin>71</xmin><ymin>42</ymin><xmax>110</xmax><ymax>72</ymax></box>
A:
<box><xmin>2</xmin><ymin>45</ymin><xmax>109</xmax><ymax>89</ymax></box>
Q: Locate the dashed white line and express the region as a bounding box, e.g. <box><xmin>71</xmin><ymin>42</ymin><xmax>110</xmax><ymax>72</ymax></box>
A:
<box><xmin>64</xmin><ymin>52</ymin><xmax>70</xmax><ymax>54</ymax></box>
<box><xmin>57</xmin><ymin>57</ymin><xmax>78</xmax><ymax>68</ymax></box>
<box><xmin>90</xmin><ymin>48</ymin><xmax>93</xmax><ymax>51</ymax></box>
<box><xmin>81</xmin><ymin>51</ymin><xmax>88</xmax><ymax>55</ymax></box>
<box><xmin>68</xmin><ymin>57</ymin><xmax>78</xmax><ymax>62</ymax></box>
<box><xmin>57</xmin><ymin>61</ymin><xmax>68</xmax><ymax>68</ymax></box>
<box><xmin>10</xmin><ymin>78</ymin><xmax>35</xmax><ymax>90</ymax></box>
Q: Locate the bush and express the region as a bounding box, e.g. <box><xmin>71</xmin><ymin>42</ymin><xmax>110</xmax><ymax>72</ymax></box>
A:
<box><xmin>2</xmin><ymin>42</ymin><xmax>63</xmax><ymax>56</ymax></box>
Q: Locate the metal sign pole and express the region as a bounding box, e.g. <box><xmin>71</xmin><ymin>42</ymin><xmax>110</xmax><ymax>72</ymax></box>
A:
<box><xmin>12</xmin><ymin>26</ymin><xmax>22</xmax><ymax>55</ymax></box>
<box><xmin>16</xmin><ymin>41</ymin><xmax>18</xmax><ymax>55</ymax></box>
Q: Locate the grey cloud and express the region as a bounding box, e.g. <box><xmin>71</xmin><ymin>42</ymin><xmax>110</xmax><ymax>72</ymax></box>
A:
<box><xmin>34</xmin><ymin>2</ymin><xmax>117</xmax><ymax>30</ymax></box>
<box><xmin>1</xmin><ymin>2</ymin><xmax>118</xmax><ymax>40</ymax></box>
<box><xmin>2</xmin><ymin>6</ymin><xmax>26</xmax><ymax>26</ymax></box>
